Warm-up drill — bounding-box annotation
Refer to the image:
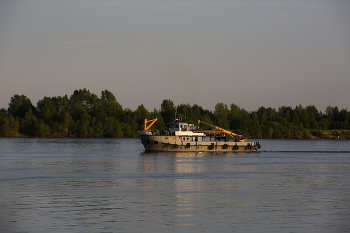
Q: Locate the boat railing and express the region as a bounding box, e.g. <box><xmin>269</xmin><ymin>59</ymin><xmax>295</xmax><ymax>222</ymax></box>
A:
<box><xmin>151</xmin><ymin>130</ymin><xmax>175</xmax><ymax>136</ymax></box>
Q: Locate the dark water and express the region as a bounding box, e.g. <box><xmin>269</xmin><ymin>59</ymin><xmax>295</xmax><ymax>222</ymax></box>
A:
<box><xmin>0</xmin><ymin>138</ymin><xmax>349</xmax><ymax>233</ymax></box>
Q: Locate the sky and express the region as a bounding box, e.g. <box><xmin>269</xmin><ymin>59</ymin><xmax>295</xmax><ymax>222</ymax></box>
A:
<box><xmin>1</xmin><ymin>0</ymin><xmax>349</xmax><ymax>113</ymax></box>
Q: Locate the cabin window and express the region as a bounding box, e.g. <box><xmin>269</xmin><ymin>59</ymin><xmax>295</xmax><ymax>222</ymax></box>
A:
<box><xmin>198</xmin><ymin>137</ymin><xmax>202</xmax><ymax>141</ymax></box>
<box><xmin>187</xmin><ymin>137</ymin><xmax>189</xmax><ymax>141</ymax></box>
<box><xmin>167</xmin><ymin>123</ymin><xmax>179</xmax><ymax>129</ymax></box>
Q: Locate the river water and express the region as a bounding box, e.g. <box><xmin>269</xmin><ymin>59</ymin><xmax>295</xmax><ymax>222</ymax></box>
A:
<box><xmin>0</xmin><ymin>138</ymin><xmax>349</xmax><ymax>233</ymax></box>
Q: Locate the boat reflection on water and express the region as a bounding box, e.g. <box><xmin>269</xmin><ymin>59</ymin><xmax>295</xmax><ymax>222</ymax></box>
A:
<box><xmin>141</xmin><ymin>151</ymin><xmax>253</xmax><ymax>157</ymax></box>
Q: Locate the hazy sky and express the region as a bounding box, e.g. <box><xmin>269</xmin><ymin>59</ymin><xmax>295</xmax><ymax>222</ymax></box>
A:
<box><xmin>1</xmin><ymin>0</ymin><xmax>349</xmax><ymax>112</ymax></box>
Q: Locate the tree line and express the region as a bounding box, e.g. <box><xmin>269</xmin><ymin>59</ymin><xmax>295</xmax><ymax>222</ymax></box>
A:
<box><xmin>1</xmin><ymin>88</ymin><xmax>350</xmax><ymax>139</ymax></box>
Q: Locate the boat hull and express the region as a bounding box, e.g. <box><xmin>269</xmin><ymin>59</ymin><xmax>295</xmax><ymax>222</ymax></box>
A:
<box><xmin>139</xmin><ymin>132</ymin><xmax>260</xmax><ymax>152</ymax></box>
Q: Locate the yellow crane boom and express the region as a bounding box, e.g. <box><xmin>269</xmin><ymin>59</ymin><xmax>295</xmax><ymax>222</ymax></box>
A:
<box><xmin>144</xmin><ymin>118</ymin><xmax>157</xmax><ymax>130</ymax></box>
<box><xmin>197</xmin><ymin>120</ymin><xmax>246</xmax><ymax>142</ymax></box>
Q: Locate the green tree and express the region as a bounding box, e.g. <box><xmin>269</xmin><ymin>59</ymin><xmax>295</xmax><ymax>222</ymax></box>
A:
<box><xmin>53</xmin><ymin>95</ymin><xmax>70</xmax><ymax>117</ymax></box>
<box><xmin>240</xmin><ymin>108</ymin><xmax>251</xmax><ymax>134</ymax></box>
<box><xmin>36</xmin><ymin>97</ymin><xmax>57</xmax><ymax>126</ymax></box>
<box><xmin>201</xmin><ymin>113</ymin><xmax>214</xmax><ymax>129</ymax></box>
<box><xmin>160</xmin><ymin>99</ymin><xmax>176</xmax><ymax>123</ymax></box>
<box><xmin>306</xmin><ymin>105</ymin><xmax>320</xmax><ymax>120</ymax></box>
<box><xmin>8</xmin><ymin>94</ymin><xmax>35</xmax><ymax>119</ymax></box>
<box><xmin>0</xmin><ymin>114</ymin><xmax>20</xmax><ymax>137</ymax></box>
<box><xmin>257</xmin><ymin>106</ymin><xmax>268</xmax><ymax>125</ymax></box>
<box><xmin>214</xmin><ymin>102</ymin><xmax>229</xmax><ymax>129</ymax></box>
<box><xmin>189</xmin><ymin>104</ymin><xmax>204</xmax><ymax>123</ymax></box>
<box><xmin>91</xmin><ymin>117</ymin><xmax>103</xmax><ymax>137</ymax></box>
<box><xmin>150</xmin><ymin>108</ymin><xmax>165</xmax><ymax>130</ymax></box>
<box><xmin>123</xmin><ymin>115</ymin><xmax>138</xmax><ymax>137</ymax></box>
<box><xmin>266</xmin><ymin>107</ymin><xmax>277</xmax><ymax>121</ymax></box>
<box><xmin>103</xmin><ymin>117</ymin><xmax>116</xmax><ymax>137</ymax></box>
<box><xmin>229</xmin><ymin>104</ymin><xmax>242</xmax><ymax>130</ymax></box>
<box><xmin>177</xmin><ymin>103</ymin><xmax>191</xmax><ymax>122</ymax></box>
<box><xmin>76</xmin><ymin>111</ymin><xmax>91</xmax><ymax>137</ymax></box>
<box><xmin>69</xmin><ymin>89</ymin><xmax>98</xmax><ymax>120</ymax></box>
<box><xmin>37</xmin><ymin>119</ymin><xmax>50</xmax><ymax>137</ymax></box>
<box><xmin>336</xmin><ymin>109</ymin><xmax>350</xmax><ymax>129</ymax></box>
<box><xmin>20</xmin><ymin>109</ymin><xmax>38</xmax><ymax>136</ymax></box>
<box><xmin>295</xmin><ymin>105</ymin><xmax>309</xmax><ymax>129</ymax></box>
<box><xmin>262</xmin><ymin>125</ymin><xmax>274</xmax><ymax>138</ymax></box>
<box><xmin>278</xmin><ymin>106</ymin><xmax>292</xmax><ymax>122</ymax></box>
<box><xmin>61</xmin><ymin>112</ymin><xmax>74</xmax><ymax>137</ymax></box>
<box><xmin>134</xmin><ymin>104</ymin><xmax>150</xmax><ymax>130</ymax></box>
<box><xmin>100</xmin><ymin>90</ymin><xmax>123</xmax><ymax>118</ymax></box>
<box><xmin>249</xmin><ymin>119</ymin><xmax>263</xmax><ymax>138</ymax></box>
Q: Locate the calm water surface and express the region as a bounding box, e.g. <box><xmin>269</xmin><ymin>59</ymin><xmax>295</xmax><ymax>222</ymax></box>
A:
<box><xmin>0</xmin><ymin>138</ymin><xmax>349</xmax><ymax>232</ymax></box>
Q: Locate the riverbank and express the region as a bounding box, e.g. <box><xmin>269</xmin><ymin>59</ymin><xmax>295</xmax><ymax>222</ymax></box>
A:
<box><xmin>309</xmin><ymin>130</ymin><xmax>350</xmax><ymax>140</ymax></box>
<box><xmin>1</xmin><ymin>130</ymin><xmax>350</xmax><ymax>139</ymax></box>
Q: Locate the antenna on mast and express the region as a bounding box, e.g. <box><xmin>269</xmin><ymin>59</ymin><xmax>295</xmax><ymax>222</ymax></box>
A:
<box><xmin>175</xmin><ymin>104</ymin><xmax>178</xmax><ymax>122</ymax></box>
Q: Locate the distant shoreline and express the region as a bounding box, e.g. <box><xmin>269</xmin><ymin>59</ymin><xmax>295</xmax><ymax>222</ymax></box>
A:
<box><xmin>308</xmin><ymin>130</ymin><xmax>349</xmax><ymax>140</ymax></box>
<box><xmin>1</xmin><ymin>130</ymin><xmax>349</xmax><ymax>140</ymax></box>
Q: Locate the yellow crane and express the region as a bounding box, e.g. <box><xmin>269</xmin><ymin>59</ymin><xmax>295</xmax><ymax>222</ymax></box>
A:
<box><xmin>144</xmin><ymin>118</ymin><xmax>157</xmax><ymax>130</ymax></box>
<box><xmin>197</xmin><ymin>120</ymin><xmax>246</xmax><ymax>142</ymax></box>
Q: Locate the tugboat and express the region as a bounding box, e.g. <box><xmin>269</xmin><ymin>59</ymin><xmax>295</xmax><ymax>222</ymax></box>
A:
<box><xmin>138</xmin><ymin>118</ymin><xmax>261</xmax><ymax>152</ymax></box>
